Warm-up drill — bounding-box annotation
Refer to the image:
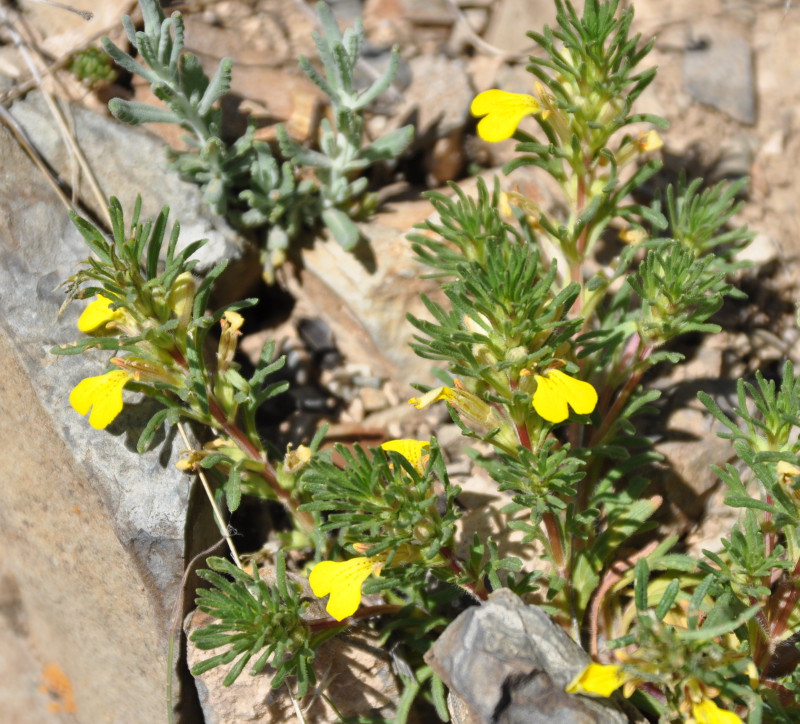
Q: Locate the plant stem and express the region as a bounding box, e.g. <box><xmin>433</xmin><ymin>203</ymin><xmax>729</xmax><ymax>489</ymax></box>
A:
<box><xmin>767</xmin><ymin>556</ymin><xmax>800</xmax><ymax>641</ymax></box>
<box><xmin>589</xmin><ymin>341</ymin><xmax>653</xmax><ymax>448</ymax></box>
<box><xmin>207</xmin><ymin>396</ymin><xmax>316</xmax><ymax>534</ymax></box>
<box><xmin>440</xmin><ymin>546</ymin><xmax>488</xmax><ymax>601</ymax></box>
<box><xmin>177</xmin><ymin>422</ymin><xmax>244</xmax><ymax>570</ymax></box>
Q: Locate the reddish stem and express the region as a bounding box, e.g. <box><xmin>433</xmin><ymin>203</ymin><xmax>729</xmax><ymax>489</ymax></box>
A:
<box><xmin>440</xmin><ymin>546</ymin><xmax>488</xmax><ymax>602</ymax></box>
<box><xmin>207</xmin><ymin>397</ymin><xmax>315</xmax><ymax>534</ymax></box>
<box><xmin>589</xmin><ymin>343</ymin><xmax>652</xmax><ymax>448</ymax></box>
<box><xmin>515</xmin><ymin>421</ymin><xmax>531</xmax><ymax>451</ymax></box>
<box><xmin>543</xmin><ymin>512</ymin><xmax>565</xmax><ymax>570</ymax></box>
<box><xmin>768</xmin><ymin>556</ymin><xmax>800</xmax><ymax>641</ymax></box>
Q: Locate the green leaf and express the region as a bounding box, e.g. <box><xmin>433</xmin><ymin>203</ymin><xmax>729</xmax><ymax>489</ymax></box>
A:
<box><xmin>322</xmin><ymin>207</ymin><xmax>359</xmax><ymax>250</ymax></box>
<box><xmin>225</xmin><ymin>465</ymin><xmax>242</xmax><ymax>512</ymax></box>
<box><xmin>198</xmin><ymin>58</ymin><xmax>233</xmax><ymax>117</ymax></box>
<box><xmin>192</xmin><ymin>260</ymin><xmax>229</xmax><ymax>319</ymax></box>
<box><xmin>108</xmin><ymin>98</ymin><xmax>180</xmax><ymax>125</ymax></box>
<box><xmin>136</xmin><ymin>407</ymin><xmax>176</xmax><ymax>453</ymax></box>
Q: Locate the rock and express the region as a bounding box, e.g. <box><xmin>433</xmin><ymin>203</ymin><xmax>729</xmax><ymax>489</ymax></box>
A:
<box><xmin>739</xmin><ymin>231</ymin><xmax>780</xmax><ymax>266</ymax></box>
<box><xmin>402</xmin><ymin>54</ymin><xmax>473</xmax><ymax>137</ymax></box>
<box><xmin>279</xmin><ymin>196</ymin><xmax>447</xmax><ymax>394</ymax></box>
<box><xmin>0</xmin><ymin>117</ymin><xmax>217</xmax><ymax>721</ymax></box>
<box><xmin>425</xmin><ymin>589</ymin><xmax>641</xmax><ymax>724</ymax></box>
<box><xmin>7</xmin><ymin>89</ymin><xmax>260</xmax><ymax>303</ymax></box>
<box><xmin>15</xmin><ymin>0</ymin><xmax>131</xmax><ymax>59</ymax></box>
<box><xmin>185</xmin><ymin>604</ymin><xmax>402</xmax><ymax>722</ymax></box>
<box><xmin>391</xmin><ymin>54</ymin><xmax>474</xmax><ymax>182</ymax></box>
<box><xmin>683</xmin><ymin>26</ymin><xmax>756</xmax><ymax>125</ymax></box>
<box><xmin>483</xmin><ymin>0</ymin><xmax>556</xmax><ymax>55</ymax></box>
<box><xmin>0</xmin><ymin>563</ymin><xmax>54</xmax><ymax>722</ymax></box>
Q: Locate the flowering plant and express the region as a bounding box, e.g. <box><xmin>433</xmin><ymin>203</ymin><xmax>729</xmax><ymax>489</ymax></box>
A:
<box><xmin>53</xmin><ymin>0</ymin><xmax>800</xmax><ymax>720</ymax></box>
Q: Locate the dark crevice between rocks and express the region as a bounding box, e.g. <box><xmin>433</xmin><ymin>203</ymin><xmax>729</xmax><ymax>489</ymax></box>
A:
<box><xmin>176</xmin><ymin>471</ymin><xmax>224</xmax><ymax>724</ymax></box>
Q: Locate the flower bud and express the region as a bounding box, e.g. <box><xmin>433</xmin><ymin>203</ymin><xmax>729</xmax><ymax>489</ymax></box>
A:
<box><xmin>283</xmin><ymin>444</ymin><xmax>312</xmax><ymax>474</ymax></box>
<box><xmin>217</xmin><ymin>310</ymin><xmax>245</xmax><ymax>374</ymax></box>
<box><xmin>168</xmin><ymin>272</ymin><xmax>196</xmax><ymax>326</ymax></box>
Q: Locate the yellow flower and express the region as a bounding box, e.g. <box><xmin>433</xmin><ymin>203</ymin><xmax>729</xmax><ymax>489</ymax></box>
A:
<box><xmin>381</xmin><ymin>439</ymin><xmax>430</xmax><ymax>474</ymax></box>
<box><xmin>619</xmin><ymin>227</ymin><xmax>647</xmax><ymax>245</ymax></box>
<box><xmin>636</xmin><ymin>129</ymin><xmax>663</xmax><ymax>152</ymax></box>
<box><xmin>471</xmin><ymin>89</ymin><xmax>544</xmax><ymax>142</ymax></box>
<box><xmin>408</xmin><ymin>386</ymin><xmax>456</xmax><ymax>409</ymax></box>
<box><xmin>566</xmin><ymin>663</ymin><xmax>628</xmax><ymax>698</ymax></box>
<box><xmin>690</xmin><ymin>698</ymin><xmax>742</xmax><ymax>724</ymax></box>
<box><xmin>77</xmin><ymin>294</ymin><xmax>124</xmax><ymax>333</ymax></box>
<box><xmin>69</xmin><ymin>369</ymin><xmax>134</xmax><ymax>429</ymax></box>
<box><xmin>308</xmin><ymin>556</ymin><xmax>383</xmax><ymax>621</ymax></box>
<box><xmin>777</xmin><ymin>460</ymin><xmax>800</xmax><ymax>492</ymax></box>
<box><xmin>532</xmin><ymin>369</ymin><xmax>598</xmax><ymax>424</ymax></box>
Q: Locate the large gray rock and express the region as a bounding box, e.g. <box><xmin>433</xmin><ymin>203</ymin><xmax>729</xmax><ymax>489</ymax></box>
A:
<box><xmin>425</xmin><ymin>590</ymin><xmax>641</xmax><ymax>724</ymax></box>
<box><xmin>0</xmin><ymin>115</ymin><xmax>214</xmax><ymax>721</ymax></box>
<box><xmin>8</xmin><ymin>89</ymin><xmax>260</xmax><ymax>300</ymax></box>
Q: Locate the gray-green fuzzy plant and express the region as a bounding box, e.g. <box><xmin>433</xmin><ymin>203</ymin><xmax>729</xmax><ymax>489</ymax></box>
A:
<box><xmin>102</xmin><ymin>0</ymin><xmax>412</xmax><ymax>276</ymax></box>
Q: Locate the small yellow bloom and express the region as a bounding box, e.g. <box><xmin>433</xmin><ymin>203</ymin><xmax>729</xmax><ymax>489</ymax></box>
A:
<box><xmin>308</xmin><ymin>556</ymin><xmax>383</xmax><ymax>621</ymax></box>
<box><xmin>777</xmin><ymin>460</ymin><xmax>800</xmax><ymax>489</ymax></box>
<box><xmin>690</xmin><ymin>698</ymin><xmax>742</xmax><ymax>724</ymax></box>
<box><xmin>566</xmin><ymin>663</ymin><xmax>627</xmax><ymax>697</ymax></box>
<box><xmin>69</xmin><ymin>369</ymin><xmax>133</xmax><ymax>429</ymax></box>
<box><xmin>381</xmin><ymin>439</ymin><xmax>430</xmax><ymax>474</ymax></box>
<box><xmin>282</xmin><ymin>444</ymin><xmax>312</xmax><ymax>474</ymax></box>
<box><xmin>77</xmin><ymin>294</ymin><xmax>124</xmax><ymax>333</ymax></box>
<box><xmin>471</xmin><ymin>89</ymin><xmax>543</xmax><ymax>143</ymax></box>
<box><xmin>619</xmin><ymin>227</ymin><xmax>647</xmax><ymax>245</ymax></box>
<box><xmin>532</xmin><ymin>369</ymin><xmax>598</xmax><ymax>423</ymax></box>
<box><xmin>636</xmin><ymin>129</ymin><xmax>663</xmax><ymax>152</ymax></box>
<box><xmin>217</xmin><ymin>310</ymin><xmax>245</xmax><ymax>374</ymax></box>
<box><xmin>408</xmin><ymin>386</ymin><xmax>455</xmax><ymax>409</ymax></box>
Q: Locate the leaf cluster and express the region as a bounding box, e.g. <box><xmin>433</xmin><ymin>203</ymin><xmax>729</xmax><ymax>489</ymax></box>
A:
<box><xmin>607</xmin><ymin>560</ymin><xmax>758</xmax><ymax>718</ymax></box>
<box><xmin>408</xmin><ymin>179</ymin><xmax>582</xmax><ymax>388</ymax></box>
<box><xmin>628</xmin><ymin>240</ymin><xmax>736</xmax><ymax>347</ymax></box>
<box><xmin>664</xmin><ymin>176</ymin><xmax>754</xmax><ymax>266</ymax></box>
<box><xmin>191</xmin><ymin>555</ymin><xmax>317</xmax><ymax>693</ymax></box>
<box><xmin>300</xmin><ymin>441</ymin><xmax>460</xmax><ymax>563</ymax></box>
<box><xmin>102</xmin><ymin>0</ymin><xmax>412</xmax><ymax>266</ymax></box>
<box><xmin>506</xmin><ymin>0</ymin><xmax>668</xmax><ymax>258</ymax></box>
<box><xmin>700</xmin><ymin>362</ymin><xmax>800</xmax><ymax>456</ymax></box>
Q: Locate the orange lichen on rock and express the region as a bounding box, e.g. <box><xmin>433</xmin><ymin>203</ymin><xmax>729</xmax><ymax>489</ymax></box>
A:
<box><xmin>39</xmin><ymin>662</ymin><xmax>76</xmax><ymax>714</ymax></box>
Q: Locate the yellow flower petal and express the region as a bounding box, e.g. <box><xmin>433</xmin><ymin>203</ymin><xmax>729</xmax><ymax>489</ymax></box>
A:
<box><xmin>532</xmin><ymin>369</ymin><xmax>598</xmax><ymax>423</ymax></box>
<box><xmin>471</xmin><ymin>89</ymin><xmax>542</xmax><ymax>142</ymax></box>
<box><xmin>309</xmin><ymin>557</ymin><xmax>380</xmax><ymax>621</ymax></box>
<box><xmin>691</xmin><ymin>698</ymin><xmax>743</xmax><ymax>724</ymax></box>
<box><xmin>69</xmin><ymin>370</ymin><xmax>132</xmax><ymax>429</ymax></box>
<box><xmin>381</xmin><ymin>439</ymin><xmax>430</xmax><ymax>474</ymax></box>
<box><xmin>408</xmin><ymin>386</ymin><xmax>455</xmax><ymax>410</ymax></box>
<box><xmin>637</xmin><ymin>130</ymin><xmax>663</xmax><ymax>152</ymax></box>
<box><xmin>619</xmin><ymin>227</ymin><xmax>647</xmax><ymax>245</ymax></box>
<box><xmin>566</xmin><ymin>663</ymin><xmax>626</xmax><ymax>698</ymax></box>
<box><xmin>77</xmin><ymin>295</ymin><xmax>123</xmax><ymax>333</ymax></box>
